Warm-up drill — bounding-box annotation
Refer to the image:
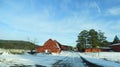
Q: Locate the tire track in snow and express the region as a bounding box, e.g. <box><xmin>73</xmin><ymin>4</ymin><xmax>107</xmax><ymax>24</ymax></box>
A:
<box><xmin>53</xmin><ymin>51</ymin><xmax>86</xmax><ymax>67</ymax></box>
<box><xmin>70</xmin><ymin>52</ymin><xmax>86</xmax><ymax>67</ymax></box>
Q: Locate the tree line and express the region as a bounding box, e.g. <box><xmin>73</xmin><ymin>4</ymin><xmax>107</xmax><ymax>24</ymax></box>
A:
<box><xmin>76</xmin><ymin>29</ymin><xmax>120</xmax><ymax>51</ymax></box>
<box><xmin>0</xmin><ymin>40</ymin><xmax>38</xmax><ymax>50</ymax></box>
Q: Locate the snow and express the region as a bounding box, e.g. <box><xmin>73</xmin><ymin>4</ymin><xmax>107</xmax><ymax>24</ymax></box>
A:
<box><xmin>80</xmin><ymin>52</ymin><xmax>120</xmax><ymax>67</ymax></box>
<box><xmin>0</xmin><ymin>51</ymin><xmax>85</xmax><ymax>67</ymax></box>
<box><xmin>0</xmin><ymin>52</ymin><xmax>63</xmax><ymax>67</ymax></box>
<box><xmin>58</xmin><ymin>51</ymin><xmax>85</xmax><ymax>67</ymax></box>
<box><xmin>1</xmin><ymin>50</ymin><xmax>120</xmax><ymax>67</ymax></box>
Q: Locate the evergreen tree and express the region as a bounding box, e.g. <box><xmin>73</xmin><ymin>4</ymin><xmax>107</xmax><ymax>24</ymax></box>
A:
<box><xmin>76</xmin><ymin>30</ymin><xmax>89</xmax><ymax>51</ymax></box>
<box><xmin>76</xmin><ymin>29</ymin><xmax>108</xmax><ymax>51</ymax></box>
<box><xmin>113</xmin><ymin>35</ymin><xmax>120</xmax><ymax>44</ymax></box>
<box><xmin>89</xmin><ymin>29</ymin><xmax>99</xmax><ymax>48</ymax></box>
<box><xmin>98</xmin><ymin>30</ymin><xmax>108</xmax><ymax>46</ymax></box>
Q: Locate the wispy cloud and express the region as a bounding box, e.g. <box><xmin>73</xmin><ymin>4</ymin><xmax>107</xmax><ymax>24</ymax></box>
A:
<box><xmin>107</xmin><ymin>7</ymin><xmax>120</xmax><ymax>15</ymax></box>
<box><xmin>89</xmin><ymin>1</ymin><xmax>101</xmax><ymax>14</ymax></box>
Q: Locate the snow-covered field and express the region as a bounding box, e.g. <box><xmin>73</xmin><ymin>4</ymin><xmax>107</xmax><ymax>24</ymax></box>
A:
<box><xmin>81</xmin><ymin>52</ymin><xmax>120</xmax><ymax>67</ymax></box>
<box><xmin>0</xmin><ymin>51</ymin><xmax>85</xmax><ymax>67</ymax></box>
<box><xmin>0</xmin><ymin>52</ymin><xmax>62</xmax><ymax>67</ymax></box>
<box><xmin>1</xmin><ymin>50</ymin><xmax>120</xmax><ymax>67</ymax></box>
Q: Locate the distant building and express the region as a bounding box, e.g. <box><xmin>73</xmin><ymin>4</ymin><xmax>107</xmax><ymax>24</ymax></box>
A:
<box><xmin>36</xmin><ymin>39</ymin><xmax>69</xmax><ymax>53</ymax></box>
<box><xmin>73</xmin><ymin>47</ymin><xmax>78</xmax><ymax>52</ymax></box>
<box><xmin>100</xmin><ymin>47</ymin><xmax>111</xmax><ymax>52</ymax></box>
<box><xmin>85</xmin><ymin>48</ymin><xmax>101</xmax><ymax>52</ymax></box>
<box><xmin>109</xmin><ymin>43</ymin><xmax>120</xmax><ymax>52</ymax></box>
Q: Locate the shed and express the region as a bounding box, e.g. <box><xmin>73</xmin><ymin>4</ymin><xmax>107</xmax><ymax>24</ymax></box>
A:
<box><xmin>100</xmin><ymin>47</ymin><xmax>111</xmax><ymax>52</ymax></box>
<box><xmin>109</xmin><ymin>43</ymin><xmax>120</xmax><ymax>52</ymax></box>
<box><xmin>85</xmin><ymin>48</ymin><xmax>101</xmax><ymax>52</ymax></box>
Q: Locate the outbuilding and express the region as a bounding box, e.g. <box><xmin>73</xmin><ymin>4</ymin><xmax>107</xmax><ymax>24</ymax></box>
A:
<box><xmin>85</xmin><ymin>48</ymin><xmax>101</xmax><ymax>52</ymax></box>
<box><xmin>109</xmin><ymin>43</ymin><xmax>120</xmax><ymax>52</ymax></box>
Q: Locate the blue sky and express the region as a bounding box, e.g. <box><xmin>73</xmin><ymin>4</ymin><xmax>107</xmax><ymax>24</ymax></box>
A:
<box><xmin>0</xmin><ymin>0</ymin><xmax>120</xmax><ymax>46</ymax></box>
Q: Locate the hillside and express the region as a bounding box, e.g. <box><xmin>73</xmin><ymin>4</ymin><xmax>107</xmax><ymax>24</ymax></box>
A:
<box><xmin>0</xmin><ymin>40</ymin><xmax>37</xmax><ymax>50</ymax></box>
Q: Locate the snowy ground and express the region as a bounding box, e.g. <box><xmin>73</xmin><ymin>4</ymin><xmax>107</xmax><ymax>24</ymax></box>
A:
<box><xmin>0</xmin><ymin>51</ymin><xmax>85</xmax><ymax>67</ymax></box>
<box><xmin>1</xmin><ymin>51</ymin><xmax>120</xmax><ymax>67</ymax></box>
<box><xmin>81</xmin><ymin>52</ymin><xmax>120</xmax><ymax>67</ymax></box>
<box><xmin>53</xmin><ymin>51</ymin><xmax>85</xmax><ymax>67</ymax></box>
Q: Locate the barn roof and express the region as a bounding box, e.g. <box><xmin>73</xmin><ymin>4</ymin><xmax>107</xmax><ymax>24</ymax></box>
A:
<box><xmin>43</xmin><ymin>39</ymin><xmax>61</xmax><ymax>49</ymax></box>
<box><xmin>100</xmin><ymin>47</ymin><xmax>111</xmax><ymax>49</ymax></box>
<box><xmin>109</xmin><ymin>43</ymin><xmax>120</xmax><ymax>46</ymax></box>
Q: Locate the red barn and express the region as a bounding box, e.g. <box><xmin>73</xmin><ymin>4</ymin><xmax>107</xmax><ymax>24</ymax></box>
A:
<box><xmin>100</xmin><ymin>47</ymin><xmax>111</xmax><ymax>52</ymax></box>
<box><xmin>36</xmin><ymin>39</ymin><xmax>68</xmax><ymax>53</ymax></box>
<box><xmin>85</xmin><ymin>48</ymin><xmax>101</xmax><ymax>52</ymax></box>
<box><xmin>109</xmin><ymin>43</ymin><xmax>120</xmax><ymax>52</ymax></box>
<box><xmin>53</xmin><ymin>40</ymin><xmax>69</xmax><ymax>50</ymax></box>
<box><xmin>60</xmin><ymin>45</ymin><xmax>68</xmax><ymax>50</ymax></box>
